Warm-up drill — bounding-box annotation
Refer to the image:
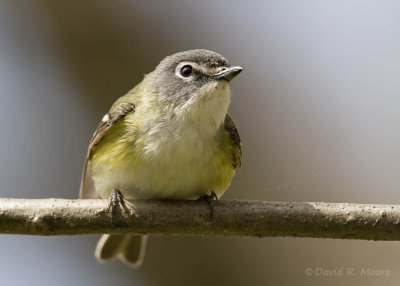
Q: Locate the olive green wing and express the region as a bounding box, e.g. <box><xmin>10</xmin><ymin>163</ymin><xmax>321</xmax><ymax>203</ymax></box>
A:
<box><xmin>79</xmin><ymin>94</ymin><xmax>138</xmax><ymax>199</ymax></box>
<box><xmin>224</xmin><ymin>113</ymin><xmax>242</xmax><ymax>169</ymax></box>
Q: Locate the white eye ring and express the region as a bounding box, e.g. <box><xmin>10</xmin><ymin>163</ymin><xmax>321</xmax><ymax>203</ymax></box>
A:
<box><xmin>175</xmin><ymin>62</ymin><xmax>195</xmax><ymax>80</ymax></box>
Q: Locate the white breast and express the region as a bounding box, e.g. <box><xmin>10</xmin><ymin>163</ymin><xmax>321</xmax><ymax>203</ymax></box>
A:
<box><xmin>94</xmin><ymin>82</ymin><xmax>232</xmax><ymax>200</ymax></box>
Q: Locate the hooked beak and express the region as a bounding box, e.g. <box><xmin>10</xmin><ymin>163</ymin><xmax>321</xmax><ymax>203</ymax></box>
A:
<box><xmin>213</xmin><ymin>66</ymin><xmax>243</xmax><ymax>81</ymax></box>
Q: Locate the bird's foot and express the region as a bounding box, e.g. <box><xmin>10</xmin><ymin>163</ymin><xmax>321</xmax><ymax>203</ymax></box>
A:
<box><xmin>107</xmin><ymin>189</ymin><xmax>131</xmax><ymax>227</ymax></box>
<box><xmin>197</xmin><ymin>191</ymin><xmax>218</xmax><ymax>220</ymax></box>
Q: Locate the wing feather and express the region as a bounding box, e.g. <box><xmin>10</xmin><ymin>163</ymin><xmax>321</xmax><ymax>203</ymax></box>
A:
<box><xmin>79</xmin><ymin>101</ymin><xmax>136</xmax><ymax>198</ymax></box>
<box><xmin>224</xmin><ymin>113</ymin><xmax>242</xmax><ymax>169</ymax></box>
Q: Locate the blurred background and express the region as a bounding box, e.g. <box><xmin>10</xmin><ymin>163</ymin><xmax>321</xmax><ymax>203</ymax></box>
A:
<box><xmin>1</xmin><ymin>0</ymin><xmax>400</xmax><ymax>285</ymax></box>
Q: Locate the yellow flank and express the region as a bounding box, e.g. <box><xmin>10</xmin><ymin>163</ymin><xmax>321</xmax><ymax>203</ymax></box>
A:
<box><xmin>90</xmin><ymin>110</ymin><xmax>236</xmax><ymax>200</ymax></box>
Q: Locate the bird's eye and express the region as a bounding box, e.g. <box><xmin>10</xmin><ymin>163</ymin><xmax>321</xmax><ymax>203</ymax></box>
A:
<box><xmin>180</xmin><ymin>65</ymin><xmax>193</xmax><ymax>77</ymax></box>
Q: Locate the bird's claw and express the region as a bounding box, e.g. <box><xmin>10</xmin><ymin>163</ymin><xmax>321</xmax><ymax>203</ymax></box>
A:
<box><xmin>197</xmin><ymin>191</ymin><xmax>218</xmax><ymax>220</ymax></box>
<box><xmin>107</xmin><ymin>189</ymin><xmax>130</xmax><ymax>227</ymax></box>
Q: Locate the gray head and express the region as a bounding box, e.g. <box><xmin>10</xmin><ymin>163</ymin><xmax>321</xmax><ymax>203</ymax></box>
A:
<box><xmin>145</xmin><ymin>49</ymin><xmax>243</xmax><ymax>110</ymax></box>
<box><xmin>140</xmin><ymin>49</ymin><xmax>242</xmax><ymax>134</ymax></box>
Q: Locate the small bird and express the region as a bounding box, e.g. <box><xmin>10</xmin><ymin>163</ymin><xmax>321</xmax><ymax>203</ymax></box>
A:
<box><xmin>80</xmin><ymin>49</ymin><xmax>243</xmax><ymax>268</ymax></box>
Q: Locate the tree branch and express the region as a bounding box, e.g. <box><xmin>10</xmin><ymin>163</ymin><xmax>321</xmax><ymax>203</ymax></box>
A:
<box><xmin>0</xmin><ymin>198</ymin><xmax>399</xmax><ymax>240</ymax></box>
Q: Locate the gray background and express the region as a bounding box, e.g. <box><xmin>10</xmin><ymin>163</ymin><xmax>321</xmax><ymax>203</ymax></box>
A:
<box><xmin>1</xmin><ymin>1</ymin><xmax>400</xmax><ymax>285</ymax></box>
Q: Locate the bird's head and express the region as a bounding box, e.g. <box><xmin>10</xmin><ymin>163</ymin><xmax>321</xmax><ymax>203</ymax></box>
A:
<box><xmin>143</xmin><ymin>49</ymin><xmax>243</xmax><ymax>129</ymax></box>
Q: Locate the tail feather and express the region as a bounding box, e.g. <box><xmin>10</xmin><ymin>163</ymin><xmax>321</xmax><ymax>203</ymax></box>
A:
<box><xmin>95</xmin><ymin>234</ymin><xmax>148</xmax><ymax>268</ymax></box>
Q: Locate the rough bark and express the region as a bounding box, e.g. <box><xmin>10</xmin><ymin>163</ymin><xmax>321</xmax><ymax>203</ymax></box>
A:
<box><xmin>0</xmin><ymin>198</ymin><xmax>399</xmax><ymax>240</ymax></box>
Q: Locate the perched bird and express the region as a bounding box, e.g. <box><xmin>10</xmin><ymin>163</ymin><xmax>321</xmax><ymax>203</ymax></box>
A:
<box><xmin>80</xmin><ymin>49</ymin><xmax>243</xmax><ymax>268</ymax></box>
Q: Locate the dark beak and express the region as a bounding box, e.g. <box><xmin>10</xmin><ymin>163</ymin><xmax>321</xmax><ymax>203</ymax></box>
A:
<box><xmin>214</xmin><ymin>66</ymin><xmax>243</xmax><ymax>81</ymax></box>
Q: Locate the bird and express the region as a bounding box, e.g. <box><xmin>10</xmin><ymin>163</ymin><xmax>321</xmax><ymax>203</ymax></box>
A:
<box><xmin>80</xmin><ymin>49</ymin><xmax>243</xmax><ymax>268</ymax></box>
